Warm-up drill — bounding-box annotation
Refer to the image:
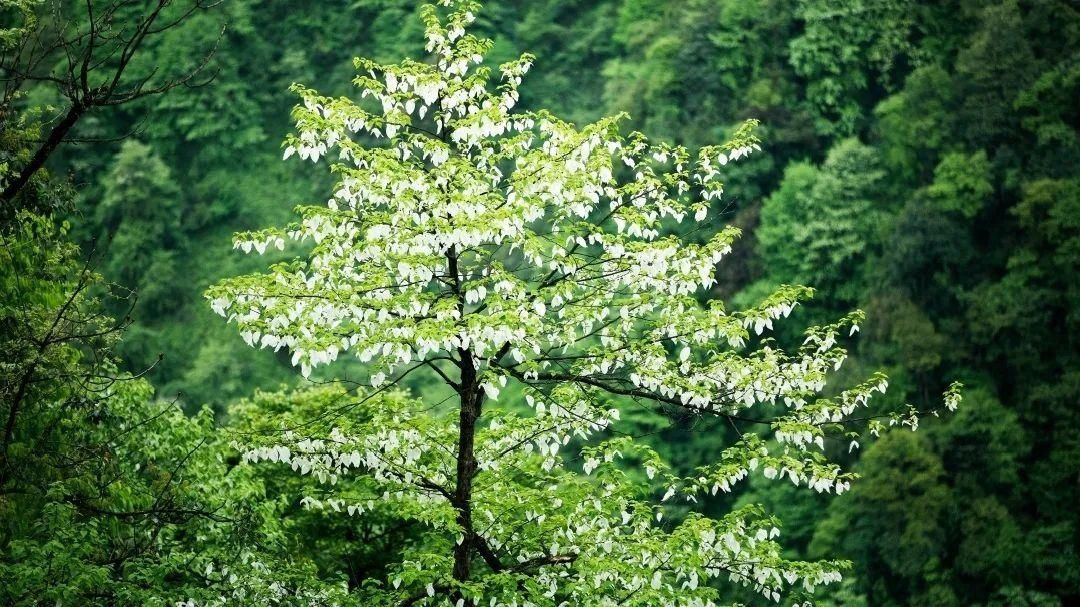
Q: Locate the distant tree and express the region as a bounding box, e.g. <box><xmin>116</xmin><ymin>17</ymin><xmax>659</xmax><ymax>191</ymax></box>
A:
<box><xmin>756</xmin><ymin>139</ymin><xmax>886</xmax><ymax>304</ymax></box>
<box><xmin>95</xmin><ymin>139</ymin><xmax>184</xmax><ymax>315</ymax></box>
<box><xmin>808</xmin><ymin>431</ymin><xmax>954</xmax><ymax>605</ymax></box>
<box><xmin>809</xmin><ymin>387</ymin><xmax>1032</xmax><ymax>607</ymax></box>
<box><xmin>789</xmin><ymin>0</ymin><xmax>922</xmax><ymax>135</ymax></box>
<box><xmin>210</xmin><ymin>2</ymin><xmax>961</xmax><ymax>605</ymax></box>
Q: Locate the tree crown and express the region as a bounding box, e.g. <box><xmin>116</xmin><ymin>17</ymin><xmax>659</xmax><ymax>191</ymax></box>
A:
<box><xmin>209</xmin><ymin>2</ymin><xmax>961</xmax><ymax>605</ymax></box>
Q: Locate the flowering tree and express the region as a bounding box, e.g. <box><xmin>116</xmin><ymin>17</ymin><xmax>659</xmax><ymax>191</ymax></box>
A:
<box><xmin>208</xmin><ymin>1</ymin><xmax>962</xmax><ymax>605</ymax></box>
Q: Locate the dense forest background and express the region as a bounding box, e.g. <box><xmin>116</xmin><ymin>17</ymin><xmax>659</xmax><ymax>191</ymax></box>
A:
<box><xmin>2</xmin><ymin>0</ymin><xmax>1078</xmax><ymax>605</ymax></box>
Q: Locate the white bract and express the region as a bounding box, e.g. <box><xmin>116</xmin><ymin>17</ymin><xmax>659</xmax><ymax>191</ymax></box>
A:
<box><xmin>209</xmin><ymin>1</ymin><xmax>962</xmax><ymax>605</ymax></box>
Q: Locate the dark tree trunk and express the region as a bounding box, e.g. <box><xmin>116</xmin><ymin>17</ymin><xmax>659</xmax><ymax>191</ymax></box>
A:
<box><xmin>452</xmin><ymin>348</ymin><xmax>480</xmax><ymax>582</ymax></box>
<box><xmin>1</xmin><ymin>103</ymin><xmax>85</xmax><ymax>203</ymax></box>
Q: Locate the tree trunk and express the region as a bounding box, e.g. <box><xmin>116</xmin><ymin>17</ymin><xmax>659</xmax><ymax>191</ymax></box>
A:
<box><xmin>1</xmin><ymin>102</ymin><xmax>85</xmax><ymax>203</ymax></box>
<box><xmin>452</xmin><ymin>348</ymin><xmax>480</xmax><ymax>582</ymax></box>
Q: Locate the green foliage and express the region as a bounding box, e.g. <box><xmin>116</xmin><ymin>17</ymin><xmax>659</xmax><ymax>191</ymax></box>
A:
<box><xmin>756</xmin><ymin>138</ymin><xmax>885</xmax><ymax>303</ymax></box>
<box><xmin>953</xmin><ymin>0</ymin><xmax>1037</xmax><ymax>147</ymax></box>
<box><xmin>3</xmin><ymin>0</ymin><xmax>1074</xmax><ymax>604</ymax></box>
<box><xmin>96</xmin><ymin>141</ymin><xmax>184</xmax><ymax>312</ymax></box>
<box><xmin>227</xmin><ymin>386</ymin><xmax>423</xmax><ymax>589</ymax></box>
<box><xmin>926</xmin><ymin>151</ymin><xmax>993</xmax><ymax>218</ymax></box>
<box><xmin>0</xmin><ymin>208</ymin><xmax>343</xmax><ymax>605</ymax></box>
<box><xmin>789</xmin><ymin>0</ymin><xmax>921</xmax><ymax>135</ymax></box>
<box><xmin>873</xmin><ymin>64</ymin><xmax>957</xmax><ymax>182</ymax></box>
<box><xmin>809</xmin><ymin>431</ymin><xmax>953</xmax><ymax>605</ymax></box>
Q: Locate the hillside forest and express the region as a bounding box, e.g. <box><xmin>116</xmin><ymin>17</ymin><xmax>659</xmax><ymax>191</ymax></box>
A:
<box><xmin>1</xmin><ymin>0</ymin><xmax>1078</xmax><ymax>606</ymax></box>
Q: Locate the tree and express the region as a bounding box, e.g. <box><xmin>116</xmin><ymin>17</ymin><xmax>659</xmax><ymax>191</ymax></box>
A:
<box><xmin>0</xmin><ymin>210</ymin><xmax>343</xmax><ymax>606</ymax></box>
<box><xmin>208</xmin><ymin>2</ymin><xmax>962</xmax><ymax>605</ymax></box>
<box><xmin>95</xmin><ymin>139</ymin><xmax>184</xmax><ymax>314</ymax></box>
<box><xmin>0</xmin><ymin>53</ymin><xmax>344</xmax><ymax>602</ymax></box>
<box><xmin>808</xmin><ymin>431</ymin><xmax>954</xmax><ymax>606</ymax></box>
<box><xmin>788</xmin><ymin>0</ymin><xmax>922</xmax><ymax>136</ymax></box>
<box><xmin>0</xmin><ymin>0</ymin><xmax>221</xmax><ymax>204</ymax></box>
<box><xmin>755</xmin><ymin>138</ymin><xmax>886</xmax><ymax>305</ymax></box>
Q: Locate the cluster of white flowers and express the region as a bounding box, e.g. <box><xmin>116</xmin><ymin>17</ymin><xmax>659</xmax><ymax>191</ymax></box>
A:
<box><xmin>174</xmin><ymin>549</ymin><xmax>347</xmax><ymax>607</ymax></box>
<box><xmin>241</xmin><ymin>415</ymin><xmax>455</xmax><ymax>500</ymax></box>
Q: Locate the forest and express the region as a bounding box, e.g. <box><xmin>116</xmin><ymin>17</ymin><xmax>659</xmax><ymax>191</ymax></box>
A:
<box><xmin>1</xmin><ymin>0</ymin><xmax>1077</xmax><ymax>605</ymax></box>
